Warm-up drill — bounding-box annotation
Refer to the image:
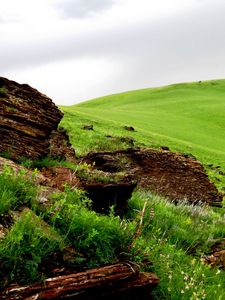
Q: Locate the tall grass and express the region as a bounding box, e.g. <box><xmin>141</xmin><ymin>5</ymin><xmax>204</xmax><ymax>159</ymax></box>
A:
<box><xmin>0</xmin><ymin>210</ymin><xmax>64</xmax><ymax>286</ymax></box>
<box><xmin>0</xmin><ymin>166</ymin><xmax>37</xmax><ymax>214</ymax></box>
<box><xmin>127</xmin><ymin>191</ymin><xmax>225</xmax><ymax>299</ymax></box>
<box><xmin>44</xmin><ymin>189</ymin><xmax>132</xmax><ymax>268</ymax></box>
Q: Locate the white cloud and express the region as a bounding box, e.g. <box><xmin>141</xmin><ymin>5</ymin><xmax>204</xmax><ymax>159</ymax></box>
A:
<box><xmin>1</xmin><ymin>0</ymin><xmax>225</xmax><ymax>104</ymax></box>
<box><xmin>5</xmin><ymin>58</ymin><xmax>116</xmax><ymax>105</ymax></box>
<box><xmin>55</xmin><ymin>0</ymin><xmax>115</xmax><ymax>19</ymax></box>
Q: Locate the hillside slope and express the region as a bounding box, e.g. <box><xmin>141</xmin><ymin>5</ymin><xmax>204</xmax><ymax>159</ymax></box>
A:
<box><xmin>61</xmin><ymin>80</ymin><xmax>225</xmax><ymax>187</ymax></box>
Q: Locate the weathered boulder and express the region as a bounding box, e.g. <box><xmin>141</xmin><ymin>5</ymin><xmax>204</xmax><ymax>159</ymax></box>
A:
<box><xmin>84</xmin><ymin>148</ymin><xmax>223</xmax><ymax>206</ymax></box>
<box><xmin>41</xmin><ymin>165</ymin><xmax>136</xmax><ymax>216</ymax></box>
<box><xmin>0</xmin><ymin>77</ymin><xmax>63</xmax><ymax>159</ymax></box>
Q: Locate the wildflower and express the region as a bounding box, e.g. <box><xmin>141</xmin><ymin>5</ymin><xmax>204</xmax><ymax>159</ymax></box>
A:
<box><xmin>181</xmin><ymin>290</ymin><xmax>185</xmax><ymax>294</ymax></box>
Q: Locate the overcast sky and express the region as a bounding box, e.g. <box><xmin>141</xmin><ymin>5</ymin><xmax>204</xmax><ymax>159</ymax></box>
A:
<box><xmin>1</xmin><ymin>0</ymin><xmax>225</xmax><ymax>105</ymax></box>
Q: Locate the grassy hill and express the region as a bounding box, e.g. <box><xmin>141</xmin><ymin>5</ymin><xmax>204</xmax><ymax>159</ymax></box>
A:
<box><xmin>60</xmin><ymin>79</ymin><xmax>225</xmax><ymax>192</ymax></box>
<box><xmin>61</xmin><ymin>80</ymin><xmax>225</xmax><ymax>164</ymax></box>
<box><xmin>1</xmin><ymin>79</ymin><xmax>225</xmax><ymax>299</ymax></box>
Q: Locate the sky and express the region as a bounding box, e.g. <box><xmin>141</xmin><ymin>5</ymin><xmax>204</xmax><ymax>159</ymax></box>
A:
<box><xmin>1</xmin><ymin>0</ymin><xmax>225</xmax><ymax>105</ymax></box>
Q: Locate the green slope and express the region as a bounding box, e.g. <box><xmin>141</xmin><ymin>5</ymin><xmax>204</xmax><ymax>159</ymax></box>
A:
<box><xmin>62</xmin><ymin>80</ymin><xmax>225</xmax><ymax>173</ymax></box>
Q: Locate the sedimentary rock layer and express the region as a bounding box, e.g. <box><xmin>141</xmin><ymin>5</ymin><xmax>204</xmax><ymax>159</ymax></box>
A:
<box><xmin>0</xmin><ymin>77</ymin><xmax>63</xmax><ymax>159</ymax></box>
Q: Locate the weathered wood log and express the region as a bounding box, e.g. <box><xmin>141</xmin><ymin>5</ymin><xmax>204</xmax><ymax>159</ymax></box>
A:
<box><xmin>0</xmin><ymin>77</ymin><xmax>63</xmax><ymax>159</ymax></box>
<box><xmin>0</xmin><ymin>263</ymin><xmax>159</xmax><ymax>300</ymax></box>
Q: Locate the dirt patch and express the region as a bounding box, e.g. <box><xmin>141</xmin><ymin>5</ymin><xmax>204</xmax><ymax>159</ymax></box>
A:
<box><xmin>83</xmin><ymin>148</ymin><xmax>223</xmax><ymax>206</ymax></box>
<box><xmin>41</xmin><ymin>167</ymin><xmax>80</xmax><ymax>191</ymax></box>
<box><xmin>203</xmin><ymin>239</ymin><xmax>225</xmax><ymax>269</ymax></box>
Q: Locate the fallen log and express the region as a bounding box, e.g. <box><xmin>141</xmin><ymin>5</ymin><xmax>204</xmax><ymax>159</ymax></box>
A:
<box><xmin>1</xmin><ymin>263</ymin><xmax>159</xmax><ymax>300</ymax></box>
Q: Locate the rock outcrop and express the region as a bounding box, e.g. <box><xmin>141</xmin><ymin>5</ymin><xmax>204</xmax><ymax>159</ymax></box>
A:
<box><xmin>0</xmin><ymin>77</ymin><xmax>63</xmax><ymax>159</ymax></box>
<box><xmin>41</xmin><ymin>166</ymin><xmax>136</xmax><ymax>216</ymax></box>
<box><xmin>83</xmin><ymin>148</ymin><xmax>223</xmax><ymax>206</ymax></box>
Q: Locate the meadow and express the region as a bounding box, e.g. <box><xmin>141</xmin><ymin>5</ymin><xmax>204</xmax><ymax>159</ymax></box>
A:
<box><xmin>59</xmin><ymin>79</ymin><xmax>225</xmax><ymax>298</ymax></box>
<box><xmin>60</xmin><ymin>79</ymin><xmax>225</xmax><ymax>192</ymax></box>
<box><xmin>0</xmin><ymin>79</ymin><xmax>225</xmax><ymax>299</ymax></box>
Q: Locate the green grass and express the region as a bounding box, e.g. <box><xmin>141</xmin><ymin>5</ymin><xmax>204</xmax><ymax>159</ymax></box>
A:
<box><xmin>0</xmin><ymin>210</ymin><xmax>64</xmax><ymax>286</ymax></box>
<box><xmin>0</xmin><ymin>168</ymin><xmax>225</xmax><ymax>298</ymax></box>
<box><xmin>0</xmin><ymin>166</ymin><xmax>37</xmax><ymax>214</ymax></box>
<box><xmin>59</xmin><ymin>80</ymin><xmax>225</xmax><ymax>168</ymax></box>
<box><xmin>60</xmin><ymin>79</ymin><xmax>225</xmax><ymax>192</ymax></box>
<box><xmin>1</xmin><ymin>79</ymin><xmax>225</xmax><ymax>298</ymax></box>
<box><xmin>43</xmin><ymin>189</ymin><xmax>132</xmax><ymax>268</ymax></box>
<box><xmin>57</xmin><ymin>79</ymin><xmax>225</xmax><ymax>298</ymax></box>
<box><xmin>0</xmin><ymin>173</ymin><xmax>132</xmax><ymax>286</ymax></box>
<box><xmin>128</xmin><ymin>191</ymin><xmax>225</xmax><ymax>299</ymax></box>
<box><xmin>0</xmin><ymin>87</ymin><xmax>6</xmax><ymax>96</ymax></box>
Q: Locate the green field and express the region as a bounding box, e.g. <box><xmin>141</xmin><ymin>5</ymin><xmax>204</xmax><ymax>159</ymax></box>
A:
<box><xmin>61</xmin><ymin>80</ymin><xmax>225</xmax><ymax>165</ymax></box>
<box><xmin>60</xmin><ymin>79</ymin><xmax>225</xmax><ymax>192</ymax></box>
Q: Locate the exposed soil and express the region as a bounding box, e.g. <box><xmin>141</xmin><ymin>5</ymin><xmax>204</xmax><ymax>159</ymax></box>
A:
<box><xmin>203</xmin><ymin>239</ymin><xmax>225</xmax><ymax>269</ymax></box>
<box><xmin>41</xmin><ymin>166</ymin><xmax>80</xmax><ymax>191</ymax></box>
<box><xmin>83</xmin><ymin>148</ymin><xmax>223</xmax><ymax>206</ymax></box>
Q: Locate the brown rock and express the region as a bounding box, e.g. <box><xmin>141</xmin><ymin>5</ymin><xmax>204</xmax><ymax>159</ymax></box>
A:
<box><xmin>84</xmin><ymin>148</ymin><xmax>223</xmax><ymax>206</ymax></box>
<box><xmin>0</xmin><ymin>263</ymin><xmax>159</xmax><ymax>299</ymax></box>
<box><xmin>49</xmin><ymin>128</ymin><xmax>76</xmax><ymax>162</ymax></box>
<box><xmin>82</xmin><ymin>181</ymin><xmax>137</xmax><ymax>216</ymax></box>
<box><xmin>82</xmin><ymin>124</ymin><xmax>94</xmax><ymax>130</ymax></box>
<box><xmin>0</xmin><ymin>77</ymin><xmax>63</xmax><ymax>159</ymax></box>
<box><xmin>124</xmin><ymin>126</ymin><xmax>135</xmax><ymax>132</ymax></box>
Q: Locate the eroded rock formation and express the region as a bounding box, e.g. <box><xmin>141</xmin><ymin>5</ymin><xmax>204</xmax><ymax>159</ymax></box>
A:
<box><xmin>0</xmin><ymin>77</ymin><xmax>63</xmax><ymax>159</ymax></box>
<box><xmin>83</xmin><ymin>148</ymin><xmax>223</xmax><ymax>206</ymax></box>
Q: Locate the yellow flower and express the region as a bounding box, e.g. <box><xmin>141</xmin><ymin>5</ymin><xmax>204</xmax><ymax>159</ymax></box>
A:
<box><xmin>185</xmin><ymin>217</ymin><xmax>192</xmax><ymax>225</ymax></box>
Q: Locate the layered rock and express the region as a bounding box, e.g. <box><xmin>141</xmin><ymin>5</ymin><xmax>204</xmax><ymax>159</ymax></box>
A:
<box><xmin>0</xmin><ymin>77</ymin><xmax>63</xmax><ymax>159</ymax></box>
<box><xmin>84</xmin><ymin>148</ymin><xmax>223</xmax><ymax>206</ymax></box>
